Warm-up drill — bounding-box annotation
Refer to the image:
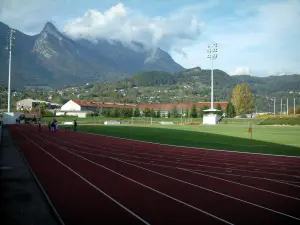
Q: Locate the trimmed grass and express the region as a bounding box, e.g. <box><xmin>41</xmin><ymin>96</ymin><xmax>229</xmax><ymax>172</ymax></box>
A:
<box><xmin>259</xmin><ymin>117</ymin><xmax>300</xmax><ymax>125</ymax></box>
<box><xmin>75</xmin><ymin>124</ymin><xmax>300</xmax><ymax>156</ymax></box>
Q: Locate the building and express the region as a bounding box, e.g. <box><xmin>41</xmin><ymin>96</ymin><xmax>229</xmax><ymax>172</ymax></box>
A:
<box><xmin>138</xmin><ymin>102</ymin><xmax>228</xmax><ymax>117</ymax></box>
<box><xmin>59</xmin><ymin>99</ymin><xmax>228</xmax><ymax>118</ymax></box>
<box><xmin>58</xmin><ymin>100</ymin><xmax>136</xmax><ymax>118</ymax></box>
<box><xmin>16</xmin><ymin>98</ymin><xmax>61</xmax><ymax>111</ymax></box>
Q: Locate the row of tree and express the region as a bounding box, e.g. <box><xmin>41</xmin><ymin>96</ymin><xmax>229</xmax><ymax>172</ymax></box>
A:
<box><xmin>87</xmin><ymin>103</ymin><xmax>234</xmax><ymax>118</ymax></box>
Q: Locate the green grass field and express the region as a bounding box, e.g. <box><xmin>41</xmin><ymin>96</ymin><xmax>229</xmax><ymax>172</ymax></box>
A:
<box><xmin>74</xmin><ymin>124</ymin><xmax>300</xmax><ymax>157</ymax></box>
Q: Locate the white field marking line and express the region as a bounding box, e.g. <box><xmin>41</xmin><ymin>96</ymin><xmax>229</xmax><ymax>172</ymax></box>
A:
<box><xmin>34</xmin><ymin>133</ymin><xmax>300</xmax><ymax>179</ymax></box>
<box><xmin>103</xmin><ymin>157</ymin><xmax>300</xmax><ymax>189</ymax></box>
<box><xmin>34</xmin><ymin>133</ymin><xmax>298</xmax><ymax>178</ymax></box>
<box><xmin>41</xmin><ymin>135</ymin><xmax>300</xmax><ymax>173</ymax></box>
<box><xmin>57</xmin><ymin>134</ymin><xmax>300</xmax><ymax>169</ymax></box>
<box><xmin>79</xmin><ymin>131</ymin><xmax>300</xmax><ymax>159</ymax></box>
<box><xmin>19</xmin><ymin>132</ymin><xmax>151</xmax><ymax>225</ymax></box>
<box><xmin>63</xmin><ymin>131</ymin><xmax>300</xmax><ymax>167</ymax></box>
<box><xmin>176</xmin><ymin>168</ymin><xmax>300</xmax><ymax>201</ymax></box>
<box><xmin>109</xmin><ymin>157</ymin><xmax>300</xmax><ymax>221</ymax></box>
<box><xmin>28</xmin><ymin>135</ymin><xmax>234</xmax><ymax>224</ymax></box>
<box><xmin>49</xmin><ymin>145</ymin><xmax>300</xmax><ymax>200</ymax></box>
<box><xmin>29</xmin><ymin>133</ymin><xmax>300</xmax><ymax>221</ymax></box>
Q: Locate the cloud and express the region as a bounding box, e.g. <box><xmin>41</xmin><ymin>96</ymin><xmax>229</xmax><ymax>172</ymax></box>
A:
<box><xmin>231</xmin><ymin>67</ymin><xmax>251</xmax><ymax>75</ymax></box>
<box><xmin>0</xmin><ymin>0</ymin><xmax>62</xmax><ymax>33</ymax></box>
<box><xmin>171</xmin><ymin>0</ymin><xmax>300</xmax><ymax>76</ymax></box>
<box><xmin>63</xmin><ymin>3</ymin><xmax>205</xmax><ymax>51</ymax></box>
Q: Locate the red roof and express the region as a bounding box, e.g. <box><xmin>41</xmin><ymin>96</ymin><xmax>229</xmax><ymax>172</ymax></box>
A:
<box><xmin>138</xmin><ymin>102</ymin><xmax>228</xmax><ymax>110</ymax></box>
<box><xmin>72</xmin><ymin>100</ymin><xmax>136</xmax><ymax>109</ymax></box>
<box><xmin>71</xmin><ymin>100</ymin><xmax>228</xmax><ymax>110</ymax></box>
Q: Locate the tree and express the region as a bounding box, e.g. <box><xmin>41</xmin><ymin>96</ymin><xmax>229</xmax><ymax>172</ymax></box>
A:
<box><xmin>156</xmin><ymin>110</ymin><xmax>161</xmax><ymax>118</ymax></box>
<box><xmin>171</xmin><ymin>106</ymin><xmax>179</xmax><ymax>118</ymax></box>
<box><xmin>225</xmin><ymin>102</ymin><xmax>236</xmax><ymax>118</ymax></box>
<box><xmin>199</xmin><ymin>105</ymin><xmax>209</xmax><ymax>118</ymax></box>
<box><xmin>134</xmin><ymin>107</ymin><xmax>140</xmax><ymax>117</ymax></box>
<box><xmin>216</xmin><ymin>103</ymin><xmax>223</xmax><ymax>116</ymax></box>
<box><xmin>150</xmin><ymin>108</ymin><xmax>156</xmax><ymax>117</ymax></box>
<box><xmin>231</xmin><ymin>83</ymin><xmax>254</xmax><ymax>116</ymax></box>
<box><xmin>167</xmin><ymin>111</ymin><xmax>171</xmax><ymax>118</ymax></box>
<box><xmin>143</xmin><ymin>108</ymin><xmax>151</xmax><ymax>117</ymax></box>
<box><xmin>184</xmin><ymin>109</ymin><xmax>189</xmax><ymax>118</ymax></box>
<box><xmin>191</xmin><ymin>104</ymin><xmax>198</xmax><ymax>118</ymax></box>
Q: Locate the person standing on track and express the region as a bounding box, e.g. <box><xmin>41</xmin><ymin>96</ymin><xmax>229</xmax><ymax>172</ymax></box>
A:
<box><xmin>73</xmin><ymin>119</ymin><xmax>77</xmax><ymax>132</ymax></box>
<box><xmin>38</xmin><ymin>120</ymin><xmax>42</xmax><ymax>132</ymax></box>
<box><xmin>48</xmin><ymin>121</ymin><xmax>51</xmax><ymax>132</ymax></box>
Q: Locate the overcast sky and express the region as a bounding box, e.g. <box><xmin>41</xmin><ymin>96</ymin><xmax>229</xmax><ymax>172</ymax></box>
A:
<box><xmin>1</xmin><ymin>0</ymin><xmax>300</xmax><ymax>76</ymax></box>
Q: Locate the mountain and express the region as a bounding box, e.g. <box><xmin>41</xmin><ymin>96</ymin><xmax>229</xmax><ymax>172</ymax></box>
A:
<box><xmin>0</xmin><ymin>21</ymin><xmax>184</xmax><ymax>89</ymax></box>
<box><xmin>65</xmin><ymin>68</ymin><xmax>299</xmax><ymax>111</ymax></box>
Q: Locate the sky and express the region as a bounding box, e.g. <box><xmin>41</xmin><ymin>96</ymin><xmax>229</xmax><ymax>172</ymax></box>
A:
<box><xmin>1</xmin><ymin>0</ymin><xmax>300</xmax><ymax>76</ymax></box>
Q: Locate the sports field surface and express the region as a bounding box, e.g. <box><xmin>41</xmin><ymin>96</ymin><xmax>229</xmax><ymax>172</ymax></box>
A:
<box><xmin>9</xmin><ymin>124</ymin><xmax>300</xmax><ymax>225</ymax></box>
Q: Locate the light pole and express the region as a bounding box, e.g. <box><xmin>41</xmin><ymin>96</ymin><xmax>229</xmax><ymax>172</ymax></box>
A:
<box><xmin>294</xmin><ymin>98</ymin><xmax>296</xmax><ymax>115</ymax></box>
<box><xmin>6</xmin><ymin>28</ymin><xmax>15</xmax><ymax>113</ymax></box>
<box><xmin>207</xmin><ymin>43</ymin><xmax>218</xmax><ymax>110</ymax></box>
<box><xmin>273</xmin><ymin>97</ymin><xmax>276</xmax><ymax>115</ymax></box>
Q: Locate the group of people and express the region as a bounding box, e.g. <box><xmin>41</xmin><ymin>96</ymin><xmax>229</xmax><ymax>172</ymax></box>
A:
<box><xmin>37</xmin><ymin>119</ymin><xmax>78</xmax><ymax>132</ymax></box>
<box><xmin>48</xmin><ymin>119</ymin><xmax>58</xmax><ymax>132</ymax></box>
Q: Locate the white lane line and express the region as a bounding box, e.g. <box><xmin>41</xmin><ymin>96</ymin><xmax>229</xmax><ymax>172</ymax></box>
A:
<box><xmin>176</xmin><ymin>168</ymin><xmax>300</xmax><ymax>200</ymax></box>
<box><xmin>35</xmin><ymin>133</ymin><xmax>300</xmax><ymax>179</ymax></box>
<box><xmin>67</xmin><ymin>133</ymin><xmax>300</xmax><ymax>166</ymax></box>
<box><xmin>55</xmin><ymin>135</ymin><xmax>300</xmax><ymax>171</ymax></box>
<box><xmin>30</xmin><ymin>132</ymin><xmax>300</xmax><ymax>222</ymax></box>
<box><xmin>110</xmin><ymin>158</ymin><xmax>300</xmax><ymax>221</ymax></box>
<box><xmin>49</xmin><ymin>145</ymin><xmax>300</xmax><ymax>200</ymax></box>
<box><xmin>27</xmin><ymin>134</ymin><xmax>234</xmax><ymax>225</ymax></box>
<box><xmin>19</xmin><ymin>132</ymin><xmax>151</xmax><ymax>225</ymax></box>
<box><xmin>78</xmin><ymin>131</ymin><xmax>300</xmax><ymax>159</ymax></box>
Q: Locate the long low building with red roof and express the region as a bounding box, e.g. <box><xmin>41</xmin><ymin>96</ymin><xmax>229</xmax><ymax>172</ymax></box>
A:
<box><xmin>58</xmin><ymin>100</ymin><xmax>228</xmax><ymax>118</ymax></box>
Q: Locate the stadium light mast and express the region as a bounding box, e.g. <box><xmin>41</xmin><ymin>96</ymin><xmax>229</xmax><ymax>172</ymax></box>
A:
<box><xmin>6</xmin><ymin>28</ymin><xmax>15</xmax><ymax>113</ymax></box>
<box><xmin>294</xmin><ymin>97</ymin><xmax>296</xmax><ymax>115</ymax></box>
<box><xmin>273</xmin><ymin>97</ymin><xmax>276</xmax><ymax>115</ymax></box>
<box><xmin>207</xmin><ymin>43</ymin><xmax>218</xmax><ymax>109</ymax></box>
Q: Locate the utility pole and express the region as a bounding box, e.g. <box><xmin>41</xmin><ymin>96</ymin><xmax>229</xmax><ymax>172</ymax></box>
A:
<box><xmin>294</xmin><ymin>98</ymin><xmax>296</xmax><ymax>115</ymax></box>
<box><xmin>6</xmin><ymin>28</ymin><xmax>15</xmax><ymax>113</ymax></box>
<box><xmin>273</xmin><ymin>97</ymin><xmax>276</xmax><ymax>115</ymax></box>
<box><xmin>207</xmin><ymin>43</ymin><xmax>218</xmax><ymax>110</ymax></box>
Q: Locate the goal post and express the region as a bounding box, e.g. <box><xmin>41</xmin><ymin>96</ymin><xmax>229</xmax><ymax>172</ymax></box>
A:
<box><xmin>131</xmin><ymin>117</ymin><xmax>153</xmax><ymax>125</ymax></box>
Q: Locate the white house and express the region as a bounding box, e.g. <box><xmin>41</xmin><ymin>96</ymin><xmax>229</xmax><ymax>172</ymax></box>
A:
<box><xmin>58</xmin><ymin>100</ymin><xmax>136</xmax><ymax>118</ymax></box>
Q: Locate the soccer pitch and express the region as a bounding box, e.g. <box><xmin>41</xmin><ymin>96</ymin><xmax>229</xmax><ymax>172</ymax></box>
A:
<box><xmin>75</xmin><ymin>124</ymin><xmax>300</xmax><ymax>157</ymax></box>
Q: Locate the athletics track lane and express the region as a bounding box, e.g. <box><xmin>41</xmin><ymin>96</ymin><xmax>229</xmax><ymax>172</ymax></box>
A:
<box><xmin>42</xmin><ymin>129</ymin><xmax>300</xmax><ymax>196</ymax></box>
<box><xmin>10</xmin><ymin>125</ymin><xmax>300</xmax><ymax>225</ymax></box>
<box><xmin>11</xmin><ymin>126</ymin><xmax>230</xmax><ymax>225</ymax></box>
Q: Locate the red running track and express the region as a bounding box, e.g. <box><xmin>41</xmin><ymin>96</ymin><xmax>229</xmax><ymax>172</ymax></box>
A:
<box><xmin>9</xmin><ymin>125</ymin><xmax>300</xmax><ymax>225</ymax></box>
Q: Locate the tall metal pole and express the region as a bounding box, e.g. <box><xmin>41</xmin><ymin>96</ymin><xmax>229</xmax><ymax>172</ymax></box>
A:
<box><xmin>273</xmin><ymin>98</ymin><xmax>276</xmax><ymax>115</ymax></box>
<box><xmin>207</xmin><ymin>43</ymin><xmax>218</xmax><ymax>110</ymax></box>
<box><xmin>294</xmin><ymin>98</ymin><xmax>296</xmax><ymax>115</ymax></box>
<box><xmin>211</xmin><ymin>59</ymin><xmax>214</xmax><ymax>109</ymax></box>
<box><xmin>7</xmin><ymin>29</ymin><xmax>15</xmax><ymax>113</ymax></box>
<box><xmin>287</xmin><ymin>98</ymin><xmax>289</xmax><ymax>115</ymax></box>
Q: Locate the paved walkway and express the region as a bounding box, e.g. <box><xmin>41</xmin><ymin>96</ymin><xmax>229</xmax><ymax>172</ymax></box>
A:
<box><xmin>0</xmin><ymin>126</ymin><xmax>60</xmax><ymax>225</ymax></box>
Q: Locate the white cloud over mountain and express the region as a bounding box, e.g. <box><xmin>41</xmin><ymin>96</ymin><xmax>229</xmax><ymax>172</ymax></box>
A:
<box><xmin>63</xmin><ymin>3</ymin><xmax>204</xmax><ymax>52</ymax></box>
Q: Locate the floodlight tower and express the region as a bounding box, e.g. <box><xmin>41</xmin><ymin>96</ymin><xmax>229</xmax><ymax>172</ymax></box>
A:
<box><xmin>207</xmin><ymin>43</ymin><xmax>218</xmax><ymax>109</ymax></box>
<box><xmin>6</xmin><ymin>28</ymin><xmax>16</xmax><ymax>113</ymax></box>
